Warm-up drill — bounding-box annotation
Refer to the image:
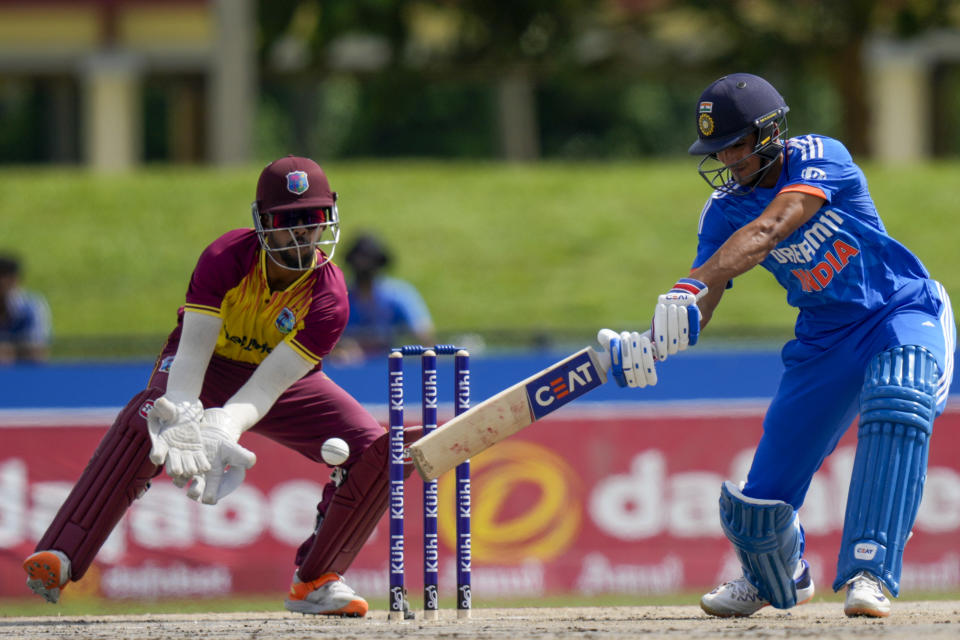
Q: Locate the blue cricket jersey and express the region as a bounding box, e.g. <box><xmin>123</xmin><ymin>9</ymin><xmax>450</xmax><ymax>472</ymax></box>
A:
<box><xmin>692</xmin><ymin>135</ymin><xmax>956</xmax><ymax>587</ymax></box>
<box><xmin>693</xmin><ymin>134</ymin><xmax>930</xmax><ymax>341</ymax></box>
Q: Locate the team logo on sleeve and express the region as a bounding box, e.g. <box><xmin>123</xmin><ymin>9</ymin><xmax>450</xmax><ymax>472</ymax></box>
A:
<box><xmin>158</xmin><ymin>356</ymin><xmax>174</xmax><ymax>372</ymax></box>
<box><xmin>286</xmin><ymin>171</ymin><xmax>309</xmax><ymax>195</ymax></box>
<box><xmin>275</xmin><ymin>307</ymin><xmax>297</xmax><ymax>333</ymax></box>
<box><xmin>800</xmin><ymin>167</ymin><xmax>827</xmax><ymax>181</ymax></box>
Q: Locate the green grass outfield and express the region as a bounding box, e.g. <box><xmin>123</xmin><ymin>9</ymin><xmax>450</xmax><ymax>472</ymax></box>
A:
<box><xmin>1</xmin><ymin>160</ymin><xmax>957</xmax><ymax>356</ymax></box>
<box><xmin>2</xmin><ymin>589</ymin><xmax>959</xmax><ymax>617</ymax></box>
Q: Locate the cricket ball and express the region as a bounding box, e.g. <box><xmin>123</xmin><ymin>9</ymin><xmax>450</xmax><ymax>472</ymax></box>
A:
<box><xmin>321</xmin><ymin>437</ymin><xmax>350</xmax><ymax>466</ymax></box>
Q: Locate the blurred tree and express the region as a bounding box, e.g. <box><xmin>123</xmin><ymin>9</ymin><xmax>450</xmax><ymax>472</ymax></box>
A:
<box><xmin>256</xmin><ymin>0</ymin><xmax>604</xmax><ymax>160</ymax></box>
<box><xmin>673</xmin><ymin>0</ymin><xmax>959</xmax><ymax>155</ymax></box>
<box><xmin>253</xmin><ymin>0</ymin><xmax>960</xmax><ymax>160</ymax></box>
<box><xmin>433</xmin><ymin>1</ymin><xmax>601</xmax><ymax>160</ymax></box>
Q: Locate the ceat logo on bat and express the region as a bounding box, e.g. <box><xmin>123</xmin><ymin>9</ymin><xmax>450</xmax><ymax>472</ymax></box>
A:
<box><xmin>524</xmin><ymin>351</ymin><xmax>604</xmax><ymax>420</ymax></box>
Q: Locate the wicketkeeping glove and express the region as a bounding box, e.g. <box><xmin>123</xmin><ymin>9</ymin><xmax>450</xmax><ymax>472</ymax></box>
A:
<box><xmin>185</xmin><ymin>408</ymin><xmax>257</xmax><ymax>505</ymax></box>
<box><xmin>597</xmin><ymin>328</ymin><xmax>657</xmax><ymax>389</ymax></box>
<box><xmin>652</xmin><ymin>277</ymin><xmax>707</xmax><ymax>361</ymax></box>
<box><xmin>147</xmin><ymin>396</ymin><xmax>211</xmax><ymax>478</ymax></box>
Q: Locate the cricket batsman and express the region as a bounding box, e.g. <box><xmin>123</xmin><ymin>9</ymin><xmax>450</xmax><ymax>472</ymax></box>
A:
<box><xmin>600</xmin><ymin>73</ymin><xmax>955</xmax><ymax>617</ymax></box>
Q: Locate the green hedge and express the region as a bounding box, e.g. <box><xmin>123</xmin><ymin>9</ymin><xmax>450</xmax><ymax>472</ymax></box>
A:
<box><xmin>1</xmin><ymin>160</ymin><xmax>956</xmax><ymax>357</ymax></box>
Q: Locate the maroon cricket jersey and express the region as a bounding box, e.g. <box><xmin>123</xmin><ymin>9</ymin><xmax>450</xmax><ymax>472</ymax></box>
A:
<box><xmin>183</xmin><ymin>229</ymin><xmax>348</xmax><ymax>367</ymax></box>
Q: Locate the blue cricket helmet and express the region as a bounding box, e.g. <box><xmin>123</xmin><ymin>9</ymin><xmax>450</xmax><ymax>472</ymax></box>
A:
<box><xmin>689</xmin><ymin>73</ymin><xmax>789</xmax><ymax>155</ymax></box>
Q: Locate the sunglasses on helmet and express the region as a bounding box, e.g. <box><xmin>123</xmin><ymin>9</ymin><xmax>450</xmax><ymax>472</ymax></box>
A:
<box><xmin>268</xmin><ymin>207</ymin><xmax>331</xmax><ymax>229</ymax></box>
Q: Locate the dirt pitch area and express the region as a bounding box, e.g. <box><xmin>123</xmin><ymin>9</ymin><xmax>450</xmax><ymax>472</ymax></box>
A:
<box><xmin>2</xmin><ymin>602</ymin><xmax>958</xmax><ymax>640</ymax></box>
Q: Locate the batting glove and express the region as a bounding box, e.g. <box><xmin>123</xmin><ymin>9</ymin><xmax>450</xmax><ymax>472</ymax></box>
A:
<box><xmin>597</xmin><ymin>328</ymin><xmax>657</xmax><ymax>389</ymax></box>
<box><xmin>652</xmin><ymin>277</ymin><xmax>707</xmax><ymax>361</ymax></box>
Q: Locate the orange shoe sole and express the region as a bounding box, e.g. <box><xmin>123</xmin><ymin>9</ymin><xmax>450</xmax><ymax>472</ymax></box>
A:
<box><xmin>334</xmin><ymin>600</ymin><xmax>369</xmax><ymax>617</ymax></box>
<box><xmin>23</xmin><ymin>551</ymin><xmax>65</xmax><ymax>590</ymax></box>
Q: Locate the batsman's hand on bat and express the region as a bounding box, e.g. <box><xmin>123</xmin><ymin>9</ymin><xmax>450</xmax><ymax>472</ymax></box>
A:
<box><xmin>147</xmin><ymin>396</ymin><xmax>211</xmax><ymax>479</ymax></box>
<box><xmin>184</xmin><ymin>408</ymin><xmax>257</xmax><ymax>505</ymax></box>
<box><xmin>597</xmin><ymin>328</ymin><xmax>658</xmax><ymax>388</ymax></box>
<box><xmin>651</xmin><ymin>278</ymin><xmax>707</xmax><ymax>361</ymax></box>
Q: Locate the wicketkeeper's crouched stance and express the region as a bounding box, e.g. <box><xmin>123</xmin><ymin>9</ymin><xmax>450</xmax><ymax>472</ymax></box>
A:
<box><xmin>23</xmin><ymin>156</ymin><xmax>417</xmax><ymax>617</ymax></box>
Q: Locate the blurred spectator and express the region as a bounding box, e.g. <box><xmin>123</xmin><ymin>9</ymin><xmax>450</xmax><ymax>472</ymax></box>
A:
<box><xmin>0</xmin><ymin>254</ymin><xmax>52</xmax><ymax>363</ymax></box>
<box><xmin>334</xmin><ymin>233</ymin><xmax>434</xmax><ymax>361</ymax></box>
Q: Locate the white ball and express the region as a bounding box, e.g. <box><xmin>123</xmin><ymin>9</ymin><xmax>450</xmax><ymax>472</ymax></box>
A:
<box><xmin>321</xmin><ymin>437</ymin><xmax>350</xmax><ymax>466</ymax></box>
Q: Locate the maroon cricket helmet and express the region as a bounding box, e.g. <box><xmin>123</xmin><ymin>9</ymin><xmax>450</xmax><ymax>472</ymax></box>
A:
<box><xmin>254</xmin><ymin>156</ymin><xmax>337</xmax><ymax>213</ymax></box>
<box><xmin>251</xmin><ymin>156</ymin><xmax>341</xmax><ymax>271</ymax></box>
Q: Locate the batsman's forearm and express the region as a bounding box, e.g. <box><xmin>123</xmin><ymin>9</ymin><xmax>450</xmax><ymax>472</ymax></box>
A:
<box><xmin>691</xmin><ymin>190</ymin><xmax>821</xmax><ymax>302</ymax></box>
<box><xmin>688</xmin><ymin>280</ymin><xmax>723</xmax><ymax>330</ymax></box>
<box><xmin>690</xmin><ymin>242</ymin><xmax>763</xmax><ymax>331</ymax></box>
<box><xmin>696</xmin><ymin>219</ymin><xmax>780</xmax><ymax>285</ymax></box>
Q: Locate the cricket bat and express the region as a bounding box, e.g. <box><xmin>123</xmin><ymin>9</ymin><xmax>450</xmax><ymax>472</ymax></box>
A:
<box><xmin>407</xmin><ymin>344</ymin><xmax>612</xmax><ymax>480</ymax></box>
<box><xmin>407</xmin><ymin>282</ymin><xmax>708</xmax><ymax>480</ymax></box>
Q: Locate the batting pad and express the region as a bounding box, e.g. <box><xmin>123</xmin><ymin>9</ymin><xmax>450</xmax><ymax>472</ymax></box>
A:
<box><xmin>834</xmin><ymin>345</ymin><xmax>939</xmax><ymax>596</ymax></box>
<box><xmin>719</xmin><ymin>481</ymin><xmax>802</xmax><ymax>609</ymax></box>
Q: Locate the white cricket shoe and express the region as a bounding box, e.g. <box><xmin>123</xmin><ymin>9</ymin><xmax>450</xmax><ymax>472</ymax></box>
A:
<box><xmin>23</xmin><ymin>550</ymin><xmax>71</xmax><ymax>604</ymax></box>
<box><xmin>284</xmin><ymin>571</ymin><xmax>368</xmax><ymax>617</ymax></box>
<box><xmin>843</xmin><ymin>571</ymin><xmax>891</xmax><ymax>618</ymax></box>
<box><xmin>700</xmin><ymin>559</ymin><xmax>814</xmax><ymax>618</ymax></box>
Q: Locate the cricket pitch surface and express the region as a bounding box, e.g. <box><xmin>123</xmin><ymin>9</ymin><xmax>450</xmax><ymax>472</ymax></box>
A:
<box><xmin>2</xmin><ymin>602</ymin><xmax>958</xmax><ymax>639</ymax></box>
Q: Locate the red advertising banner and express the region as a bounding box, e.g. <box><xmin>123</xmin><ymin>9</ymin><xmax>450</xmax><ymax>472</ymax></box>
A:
<box><xmin>2</xmin><ymin>405</ymin><xmax>959</xmax><ymax>601</ymax></box>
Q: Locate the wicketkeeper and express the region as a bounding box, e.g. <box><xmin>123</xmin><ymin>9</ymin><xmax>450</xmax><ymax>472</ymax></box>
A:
<box><xmin>23</xmin><ymin>156</ymin><xmax>418</xmax><ymax>617</ymax></box>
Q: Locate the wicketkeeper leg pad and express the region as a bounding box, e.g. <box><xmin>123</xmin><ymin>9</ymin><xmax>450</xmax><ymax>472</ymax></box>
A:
<box><xmin>833</xmin><ymin>345</ymin><xmax>939</xmax><ymax>596</ymax></box>
<box><xmin>719</xmin><ymin>480</ymin><xmax>803</xmax><ymax>609</ymax></box>
<box><xmin>35</xmin><ymin>388</ymin><xmax>163</xmax><ymax>580</ymax></box>
<box><xmin>297</xmin><ymin>426</ymin><xmax>422</xmax><ymax>580</ymax></box>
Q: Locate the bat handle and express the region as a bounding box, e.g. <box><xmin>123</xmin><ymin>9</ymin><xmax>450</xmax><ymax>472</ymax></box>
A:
<box><xmin>595</xmin><ymin>347</ymin><xmax>612</xmax><ymax>373</ymax></box>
